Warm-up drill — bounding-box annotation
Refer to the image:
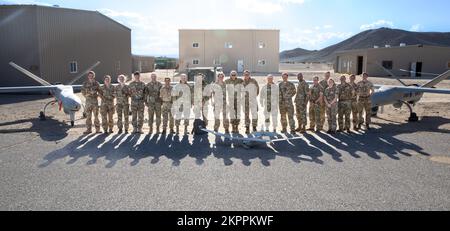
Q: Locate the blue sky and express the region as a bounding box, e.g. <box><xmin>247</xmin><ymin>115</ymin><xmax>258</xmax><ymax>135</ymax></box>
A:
<box><xmin>2</xmin><ymin>0</ymin><xmax>450</xmax><ymax>57</ymax></box>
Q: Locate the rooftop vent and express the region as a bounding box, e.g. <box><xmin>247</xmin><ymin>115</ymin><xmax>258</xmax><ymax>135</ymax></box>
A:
<box><xmin>400</xmin><ymin>43</ymin><xmax>406</xmax><ymax>47</ymax></box>
<box><xmin>385</xmin><ymin>44</ymin><xmax>391</xmax><ymax>48</ymax></box>
<box><xmin>374</xmin><ymin>45</ymin><xmax>379</xmax><ymax>48</ymax></box>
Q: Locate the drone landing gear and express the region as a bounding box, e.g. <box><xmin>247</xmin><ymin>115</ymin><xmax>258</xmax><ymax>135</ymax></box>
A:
<box><xmin>40</xmin><ymin>100</ymin><xmax>57</xmax><ymax>121</ymax></box>
<box><xmin>402</xmin><ymin>101</ymin><xmax>419</xmax><ymax>122</ymax></box>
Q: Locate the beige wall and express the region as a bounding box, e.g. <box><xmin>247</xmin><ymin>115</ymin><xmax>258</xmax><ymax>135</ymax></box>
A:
<box><xmin>335</xmin><ymin>46</ymin><xmax>450</xmax><ymax>77</ymax></box>
<box><xmin>366</xmin><ymin>46</ymin><xmax>450</xmax><ymax>77</ymax></box>
<box><xmin>179</xmin><ymin>29</ymin><xmax>279</xmax><ymax>74</ymax></box>
<box><xmin>335</xmin><ymin>51</ymin><xmax>367</xmax><ymax>74</ymax></box>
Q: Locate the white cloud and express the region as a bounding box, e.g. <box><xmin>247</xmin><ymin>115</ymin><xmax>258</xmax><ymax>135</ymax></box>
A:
<box><xmin>98</xmin><ymin>8</ymin><xmax>179</xmax><ymax>56</ymax></box>
<box><xmin>410</xmin><ymin>24</ymin><xmax>423</xmax><ymax>32</ymax></box>
<box><xmin>360</xmin><ymin>20</ymin><xmax>394</xmax><ymax>30</ymax></box>
<box><xmin>235</xmin><ymin>0</ymin><xmax>305</xmax><ymax>14</ymax></box>
<box><xmin>281</xmin><ymin>27</ymin><xmax>352</xmax><ymax>50</ymax></box>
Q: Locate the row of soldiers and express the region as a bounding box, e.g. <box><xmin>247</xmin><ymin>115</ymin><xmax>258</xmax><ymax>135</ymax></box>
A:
<box><xmin>81</xmin><ymin>70</ymin><xmax>374</xmax><ymax>135</ymax></box>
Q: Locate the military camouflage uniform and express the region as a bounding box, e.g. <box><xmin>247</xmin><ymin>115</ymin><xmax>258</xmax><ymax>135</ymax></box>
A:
<box><xmin>279</xmin><ymin>81</ymin><xmax>296</xmax><ymax>132</ymax></box>
<box><xmin>160</xmin><ymin>85</ymin><xmax>174</xmax><ymax>132</ymax></box>
<box><xmin>173</xmin><ymin>82</ymin><xmax>193</xmax><ymax>130</ymax></box>
<box><xmin>81</xmin><ymin>80</ymin><xmax>101</xmax><ymax>132</ymax></box>
<box><xmin>114</xmin><ymin>83</ymin><xmax>130</xmax><ymax>132</ymax></box>
<box><xmin>99</xmin><ymin>84</ymin><xmax>115</xmax><ymax>132</ymax></box>
<box><xmin>337</xmin><ymin>82</ymin><xmax>353</xmax><ymax>131</ymax></box>
<box><xmin>224</xmin><ymin>78</ymin><xmax>244</xmax><ymax>133</ymax></box>
<box><xmin>243</xmin><ymin>78</ymin><xmax>259</xmax><ymax>131</ymax></box>
<box><xmin>356</xmin><ymin>80</ymin><xmax>374</xmax><ymax>126</ymax></box>
<box><xmin>260</xmin><ymin>83</ymin><xmax>278</xmax><ymax>132</ymax></box>
<box><xmin>319</xmin><ymin>79</ymin><xmax>329</xmax><ymax>130</ymax></box>
<box><xmin>129</xmin><ymin>81</ymin><xmax>146</xmax><ymax>132</ymax></box>
<box><xmin>213</xmin><ymin>81</ymin><xmax>230</xmax><ymax>132</ymax></box>
<box><xmin>324</xmin><ymin>85</ymin><xmax>338</xmax><ymax>132</ymax></box>
<box><xmin>145</xmin><ymin>81</ymin><xmax>162</xmax><ymax>133</ymax></box>
<box><xmin>349</xmin><ymin>81</ymin><xmax>359</xmax><ymax>129</ymax></box>
<box><xmin>308</xmin><ymin>84</ymin><xmax>323</xmax><ymax>131</ymax></box>
<box><xmin>295</xmin><ymin>80</ymin><xmax>309</xmax><ymax>131</ymax></box>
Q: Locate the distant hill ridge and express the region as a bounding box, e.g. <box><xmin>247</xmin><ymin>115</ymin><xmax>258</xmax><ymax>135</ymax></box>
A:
<box><xmin>280</xmin><ymin>27</ymin><xmax>450</xmax><ymax>63</ymax></box>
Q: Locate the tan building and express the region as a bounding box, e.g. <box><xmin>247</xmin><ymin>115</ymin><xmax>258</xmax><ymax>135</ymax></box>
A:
<box><xmin>335</xmin><ymin>44</ymin><xmax>450</xmax><ymax>77</ymax></box>
<box><xmin>0</xmin><ymin>5</ymin><xmax>131</xmax><ymax>87</ymax></box>
<box><xmin>132</xmin><ymin>55</ymin><xmax>155</xmax><ymax>73</ymax></box>
<box><xmin>179</xmin><ymin>29</ymin><xmax>280</xmax><ymax>74</ymax></box>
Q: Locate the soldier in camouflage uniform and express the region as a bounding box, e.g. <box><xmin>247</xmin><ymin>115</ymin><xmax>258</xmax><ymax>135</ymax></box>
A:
<box><xmin>259</xmin><ymin>74</ymin><xmax>278</xmax><ymax>132</ymax></box>
<box><xmin>145</xmin><ymin>73</ymin><xmax>162</xmax><ymax>134</ymax></box>
<box><xmin>129</xmin><ymin>72</ymin><xmax>146</xmax><ymax>134</ymax></box>
<box><xmin>319</xmin><ymin>71</ymin><xmax>331</xmax><ymax>130</ymax></box>
<box><xmin>295</xmin><ymin>73</ymin><xmax>309</xmax><ymax>133</ymax></box>
<box><xmin>337</xmin><ymin>75</ymin><xmax>353</xmax><ymax>132</ymax></box>
<box><xmin>242</xmin><ymin>70</ymin><xmax>259</xmax><ymax>134</ymax></box>
<box><xmin>308</xmin><ymin>77</ymin><xmax>324</xmax><ymax>132</ymax></box>
<box><xmin>99</xmin><ymin>75</ymin><xmax>115</xmax><ymax>133</ymax></box>
<box><xmin>81</xmin><ymin>71</ymin><xmax>101</xmax><ymax>134</ymax></box>
<box><xmin>349</xmin><ymin>75</ymin><xmax>359</xmax><ymax>130</ymax></box>
<box><xmin>356</xmin><ymin>73</ymin><xmax>375</xmax><ymax>130</ymax></box>
<box><xmin>324</xmin><ymin>79</ymin><xmax>338</xmax><ymax>134</ymax></box>
<box><xmin>160</xmin><ymin>78</ymin><xmax>174</xmax><ymax>134</ymax></box>
<box><xmin>173</xmin><ymin>74</ymin><xmax>193</xmax><ymax>134</ymax></box>
<box><xmin>213</xmin><ymin>73</ymin><xmax>230</xmax><ymax>133</ymax></box>
<box><xmin>224</xmin><ymin>70</ymin><xmax>244</xmax><ymax>134</ymax></box>
<box><xmin>114</xmin><ymin>75</ymin><xmax>130</xmax><ymax>134</ymax></box>
<box><xmin>279</xmin><ymin>72</ymin><xmax>297</xmax><ymax>133</ymax></box>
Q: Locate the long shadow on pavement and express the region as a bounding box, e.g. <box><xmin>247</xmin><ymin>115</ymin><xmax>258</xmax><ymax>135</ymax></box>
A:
<box><xmin>38</xmin><ymin>116</ymin><xmax>450</xmax><ymax>168</ymax></box>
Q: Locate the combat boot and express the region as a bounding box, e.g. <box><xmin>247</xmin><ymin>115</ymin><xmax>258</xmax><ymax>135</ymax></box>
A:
<box><xmin>95</xmin><ymin>128</ymin><xmax>101</xmax><ymax>134</ymax></box>
<box><xmin>109</xmin><ymin>129</ymin><xmax>113</xmax><ymax>134</ymax></box>
<box><xmin>83</xmin><ymin>129</ymin><xmax>92</xmax><ymax>135</ymax></box>
<box><xmin>245</xmin><ymin>127</ymin><xmax>250</xmax><ymax>134</ymax></box>
<box><xmin>118</xmin><ymin>129</ymin><xmax>123</xmax><ymax>134</ymax></box>
<box><xmin>170</xmin><ymin>128</ymin><xmax>175</xmax><ymax>134</ymax></box>
<box><xmin>184</xmin><ymin>125</ymin><xmax>188</xmax><ymax>134</ymax></box>
<box><xmin>162</xmin><ymin>128</ymin><xmax>167</xmax><ymax>134</ymax></box>
<box><xmin>155</xmin><ymin>126</ymin><xmax>160</xmax><ymax>134</ymax></box>
<box><xmin>281</xmin><ymin>128</ymin><xmax>287</xmax><ymax>133</ymax></box>
<box><xmin>175</xmin><ymin>126</ymin><xmax>179</xmax><ymax>134</ymax></box>
<box><xmin>225</xmin><ymin>129</ymin><xmax>230</xmax><ymax>134</ymax></box>
<box><xmin>252</xmin><ymin>126</ymin><xmax>257</xmax><ymax>132</ymax></box>
<box><xmin>290</xmin><ymin>129</ymin><xmax>296</xmax><ymax>134</ymax></box>
<box><xmin>124</xmin><ymin>129</ymin><xmax>128</xmax><ymax>134</ymax></box>
<box><xmin>295</xmin><ymin>127</ymin><xmax>302</xmax><ymax>132</ymax></box>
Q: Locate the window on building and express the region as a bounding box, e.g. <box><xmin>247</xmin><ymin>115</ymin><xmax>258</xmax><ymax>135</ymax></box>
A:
<box><xmin>116</xmin><ymin>61</ymin><xmax>121</xmax><ymax>71</ymax></box>
<box><xmin>193</xmin><ymin>42</ymin><xmax>199</xmax><ymax>48</ymax></box>
<box><xmin>213</xmin><ymin>59</ymin><xmax>221</xmax><ymax>65</ymax></box>
<box><xmin>225</xmin><ymin>42</ymin><xmax>233</xmax><ymax>49</ymax></box>
<box><xmin>382</xmin><ymin>60</ymin><xmax>393</xmax><ymax>70</ymax></box>
<box><xmin>193</xmin><ymin>59</ymin><xmax>199</xmax><ymax>65</ymax></box>
<box><xmin>258</xmin><ymin>42</ymin><xmax>266</xmax><ymax>48</ymax></box>
<box><xmin>257</xmin><ymin>59</ymin><xmax>266</xmax><ymax>66</ymax></box>
<box><xmin>70</xmin><ymin>61</ymin><xmax>78</xmax><ymax>73</ymax></box>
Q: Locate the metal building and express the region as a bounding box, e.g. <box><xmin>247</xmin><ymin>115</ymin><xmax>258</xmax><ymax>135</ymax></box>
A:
<box><xmin>0</xmin><ymin>5</ymin><xmax>132</xmax><ymax>87</ymax></box>
<box><xmin>335</xmin><ymin>44</ymin><xmax>450</xmax><ymax>77</ymax></box>
<box><xmin>179</xmin><ymin>29</ymin><xmax>280</xmax><ymax>74</ymax></box>
<box><xmin>132</xmin><ymin>55</ymin><xmax>155</xmax><ymax>73</ymax></box>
